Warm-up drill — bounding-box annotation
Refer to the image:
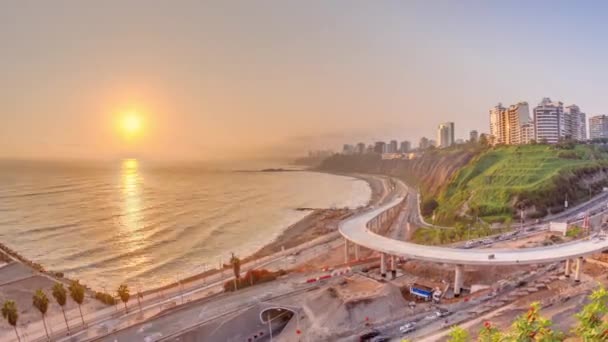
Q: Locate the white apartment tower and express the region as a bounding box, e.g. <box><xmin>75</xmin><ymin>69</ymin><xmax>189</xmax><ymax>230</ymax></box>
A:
<box><xmin>489</xmin><ymin>103</ymin><xmax>507</xmax><ymax>144</ymax></box>
<box><xmin>565</xmin><ymin>105</ymin><xmax>587</xmax><ymax>141</ymax></box>
<box><xmin>437</xmin><ymin>122</ymin><xmax>455</xmax><ymax>148</ymax></box>
<box><xmin>589</xmin><ymin>115</ymin><xmax>608</xmax><ymax>139</ymax></box>
<box><xmin>520</xmin><ymin>122</ymin><xmax>535</xmax><ymax>144</ymax></box>
<box><xmin>489</xmin><ymin>102</ymin><xmax>533</xmax><ymax>145</ymax></box>
<box><xmin>507</xmin><ymin>102</ymin><xmax>532</xmax><ymax>145</ymax></box>
<box><xmin>533</xmin><ymin>98</ymin><xmax>565</xmax><ymax>144</ymax></box>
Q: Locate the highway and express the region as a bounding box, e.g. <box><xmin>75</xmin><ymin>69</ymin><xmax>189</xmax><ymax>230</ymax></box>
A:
<box><xmin>339</xmin><ymin>196</ymin><xmax>608</xmax><ymax>266</ymax></box>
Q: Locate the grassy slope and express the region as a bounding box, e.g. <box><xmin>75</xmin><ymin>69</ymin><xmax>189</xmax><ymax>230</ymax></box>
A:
<box><xmin>434</xmin><ymin>144</ymin><xmax>608</xmax><ymax>223</ymax></box>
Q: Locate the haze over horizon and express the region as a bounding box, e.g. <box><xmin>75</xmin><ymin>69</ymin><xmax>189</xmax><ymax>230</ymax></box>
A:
<box><xmin>3</xmin><ymin>1</ymin><xmax>608</xmax><ymax>161</ymax></box>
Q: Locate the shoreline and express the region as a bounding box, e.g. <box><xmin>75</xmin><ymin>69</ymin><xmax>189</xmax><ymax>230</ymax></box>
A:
<box><xmin>246</xmin><ymin>172</ymin><xmax>385</xmax><ymax>260</ymax></box>
<box><xmin>0</xmin><ymin>171</ymin><xmax>385</xmax><ymax>300</ymax></box>
<box><xmin>145</xmin><ymin>172</ymin><xmax>386</xmax><ymax>295</ymax></box>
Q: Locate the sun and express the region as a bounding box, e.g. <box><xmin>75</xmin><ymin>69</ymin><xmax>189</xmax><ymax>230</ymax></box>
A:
<box><xmin>120</xmin><ymin>112</ymin><xmax>143</xmax><ymax>138</ymax></box>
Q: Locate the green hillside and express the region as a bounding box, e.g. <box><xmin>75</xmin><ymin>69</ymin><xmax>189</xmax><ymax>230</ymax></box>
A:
<box><xmin>433</xmin><ymin>144</ymin><xmax>608</xmax><ymax>224</ymax></box>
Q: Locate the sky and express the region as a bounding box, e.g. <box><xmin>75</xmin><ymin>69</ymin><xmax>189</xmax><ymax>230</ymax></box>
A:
<box><xmin>3</xmin><ymin>0</ymin><xmax>608</xmax><ymax>161</ymax></box>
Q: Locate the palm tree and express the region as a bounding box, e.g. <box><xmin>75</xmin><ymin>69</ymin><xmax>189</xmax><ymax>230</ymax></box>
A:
<box><xmin>52</xmin><ymin>283</ymin><xmax>70</xmax><ymax>334</ymax></box>
<box><xmin>2</xmin><ymin>300</ymin><xmax>20</xmax><ymax>342</ymax></box>
<box><xmin>117</xmin><ymin>284</ymin><xmax>130</xmax><ymax>313</ymax></box>
<box><xmin>230</xmin><ymin>253</ymin><xmax>241</xmax><ymax>290</ymax></box>
<box><xmin>68</xmin><ymin>280</ymin><xmax>86</xmax><ymax>326</ymax></box>
<box><xmin>32</xmin><ymin>289</ymin><xmax>50</xmax><ymax>340</ymax></box>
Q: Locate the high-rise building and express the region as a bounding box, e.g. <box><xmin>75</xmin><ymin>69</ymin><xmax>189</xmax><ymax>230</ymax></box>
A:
<box><xmin>520</xmin><ymin>123</ymin><xmax>535</xmax><ymax>144</ymax></box>
<box><xmin>489</xmin><ymin>102</ymin><xmax>532</xmax><ymax>145</ymax></box>
<box><xmin>437</xmin><ymin>122</ymin><xmax>455</xmax><ymax>148</ymax></box>
<box><xmin>373</xmin><ymin>141</ymin><xmax>386</xmax><ymax>154</ymax></box>
<box><xmin>589</xmin><ymin>115</ymin><xmax>608</xmax><ymax>139</ymax></box>
<box><xmin>419</xmin><ymin>137</ymin><xmax>430</xmax><ymax>150</ymax></box>
<box><xmin>399</xmin><ymin>140</ymin><xmax>411</xmax><ymax>153</ymax></box>
<box><xmin>469</xmin><ymin>130</ymin><xmax>478</xmax><ymax>143</ymax></box>
<box><xmin>565</xmin><ymin>105</ymin><xmax>587</xmax><ymax>141</ymax></box>
<box><xmin>507</xmin><ymin>102</ymin><xmax>532</xmax><ymax>145</ymax></box>
<box><xmin>388</xmin><ymin>140</ymin><xmax>398</xmax><ymax>153</ymax></box>
<box><xmin>489</xmin><ymin>103</ymin><xmax>507</xmax><ymax>144</ymax></box>
<box><xmin>533</xmin><ymin>98</ymin><xmax>565</xmax><ymax>144</ymax></box>
<box><xmin>355</xmin><ymin>142</ymin><xmax>366</xmax><ymax>154</ymax></box>
<box><xmin>342</xmin><ymin>144</ymin><xmax>355</xmax><ymax>154</ymax></box>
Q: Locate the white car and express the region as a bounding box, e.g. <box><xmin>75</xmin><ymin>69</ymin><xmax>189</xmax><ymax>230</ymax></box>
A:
<box><xmin>399</xmin><ymin>322</ymin><xmax>416</xmax><ymax>333</ymax></box>
<box><xmin>426</xmin><ymin>310</ymin><xmax>450</xmax><ymax>320</ymax></box>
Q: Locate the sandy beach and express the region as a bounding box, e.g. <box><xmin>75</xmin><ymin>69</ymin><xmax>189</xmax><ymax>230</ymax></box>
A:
<box><xmin>248</xmin><ymin>173</ymin><xmax>386</xmax><ymax>259</ymax></box>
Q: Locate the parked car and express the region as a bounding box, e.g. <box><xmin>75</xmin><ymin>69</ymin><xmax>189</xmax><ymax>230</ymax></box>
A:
<box><xmin>370</xmin><ymin>336</ymin><xmax>391</xmax><ymax>342</ymax></box>
<box><xmin>360</xmin><ymin>329</ymin><xmax>381</xmax><ymax>341</ymax></box>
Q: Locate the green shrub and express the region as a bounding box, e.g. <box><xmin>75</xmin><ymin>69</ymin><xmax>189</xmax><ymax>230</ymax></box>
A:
<box><xmin>94</xmin><ymin>291</ymin><xmax>116</xmax><ymax>305</ymax></box>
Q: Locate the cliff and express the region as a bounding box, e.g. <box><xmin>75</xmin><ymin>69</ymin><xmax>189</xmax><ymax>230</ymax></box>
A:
<box><xmin>319</xmin><ymin>143</ymin><xmax>608</xmax><ymax>225</ymax></box>
<box><xmin>317</xmin><ymin>146</ymin><xmax>478</xmax><ymax>198</ymax></box>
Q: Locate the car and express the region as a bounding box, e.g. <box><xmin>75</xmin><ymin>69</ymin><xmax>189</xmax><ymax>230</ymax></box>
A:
<box><xmin>437</xmin><ymin>310</ymin><xmax>451</xmax><ymax>317</ymax></box>
<box><xmin>425</xmin><ymin>311</ymin><xmax>441</xmax><ymax>320</ymax></box>
<box><xmin>360</xmin><ymin>329</ymin><xmax>381</xmax><ymax>341</ymax></box>
<box><xmin>370</xmin><ymin>336</ymin><xmax>391</xmax><ymax>342</ymax></box>
<box><xmin>399</xmin><ymin>322</ymin><xmax>416</xmax><ymax>333</ymax></box>
<box><xmin>426</xmin><ymin>310</ymin><xmax>450</xmax><ymax>320</ymax></box>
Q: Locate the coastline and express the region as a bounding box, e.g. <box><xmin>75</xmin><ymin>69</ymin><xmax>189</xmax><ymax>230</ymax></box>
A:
<box><xmin>135</xmin><ymin>172</ymin><xmax>386</xmax><ymax>297</ymax></box>
<box><xmin>246</xmin><ymin>172</ymin><xmax>384</xmax><ymax>260</ymax></box>
<box><xmin>0</xmin><ymin>171</ymin><xmax>385</xmax><ymax>299</ymax></box>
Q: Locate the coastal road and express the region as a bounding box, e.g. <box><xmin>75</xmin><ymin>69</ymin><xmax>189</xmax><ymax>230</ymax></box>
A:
<box><xmin>93</xmin><ymin>274</ymin><xmax>318</xmax><ymax>342</ymax></box>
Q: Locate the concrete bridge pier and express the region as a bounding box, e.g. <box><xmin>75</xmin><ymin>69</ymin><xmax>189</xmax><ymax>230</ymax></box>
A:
<box><xmin>354</xmin><ymin>244</ymin><xmax>360</xmax><ymax>260</ymax></box>
<box><xmin>344</xmin><ymin>239</ymin><xmax>350</xmax><ymax>264</ymax></box>
<box><xmin>575</xmin><ymin>257</ymin><xmax>582</xmax><ymax>282</ymax></box>
<box><xmin>564</xmin><ymin>259</ymin><xmax>571</xmax><ymax>277</ymax></box>
<box><xmin>454</xmin><ymin>264</ymin><xmax>464</xmax><ymax>297</ymax></box>
<box><xmin>380</xmin><ymin>253</ymin><xmax>387</xmax><ymax>277</ymax></box>
<box><xmin>390</xmin><ymin>255</ymin><xmax>396</xmax><ymax>279</ymax></box>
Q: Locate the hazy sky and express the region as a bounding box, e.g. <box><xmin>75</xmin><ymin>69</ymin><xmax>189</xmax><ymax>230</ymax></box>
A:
<box><xmin>3</xmin><ymin>1</ymin><xmax>608</xmax><ymax>161</ymax></box>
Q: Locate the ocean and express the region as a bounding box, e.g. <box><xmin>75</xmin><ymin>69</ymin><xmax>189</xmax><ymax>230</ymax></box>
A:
<box><xmin>0</xmin><ymin>159</ymin><xmax>370</xmax><ymax>290</ymax></box>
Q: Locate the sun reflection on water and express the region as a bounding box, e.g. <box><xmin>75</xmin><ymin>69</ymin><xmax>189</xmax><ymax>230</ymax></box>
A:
<box><xmin>120</xmin><ymin>159</ymin><xmax>147</xmax><ymax>265</ymax></box>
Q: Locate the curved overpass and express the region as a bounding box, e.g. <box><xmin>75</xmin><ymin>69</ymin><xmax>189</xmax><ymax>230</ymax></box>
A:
<box><xmin>339</xmin><ymin>197</ymin><xmax>608</xmax><ymax>293</ymax></box>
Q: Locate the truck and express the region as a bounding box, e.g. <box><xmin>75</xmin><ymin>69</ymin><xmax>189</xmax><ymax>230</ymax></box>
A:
<box><xmin>410</xmin><ymin>284</ymin><xmax>434</xmax><ymax>301</ymax></box>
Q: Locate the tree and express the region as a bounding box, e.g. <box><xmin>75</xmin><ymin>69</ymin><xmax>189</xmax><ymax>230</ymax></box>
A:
<box><xmin>506</xmin><ymin>302</ymin><xmax>562</xmax><ymax>341</ymax></box>
<box><xmin>230</xmin><ymin>253</ymin><xmax>241</xmax><ymax>290</ymax></box>
<box><xmin>574</xmin><ymin>286</ymin><xmax>608</xmax><ymax>340</ymax></box>
<box><xmin>478</xmin><ymin>321</ymin><xmax>502</xmax><ymax>342</ymax></box>
<box><xmin>68</xmin><ymin>280</ymin><xmax>86</xmax><ymax>326</ymax></box>
<box><xmin>447</xmin><ymin>326</ymin><xmax>469</xmax><ymax>342</ymax></box>
<box><xmin>52</xmin><ymin>283</ymin><xmax>70</xmax><ymax>334</ymax></box>
<box><xmin>117</xmin><ymin>284</ymin><xmax>130</xmax><ymax>313</ymax></box>
<box><xmin>479</xmin><ymin>133</ymin><xmax>489</xmax><ymax>147</ymax></box>
<box><xmin>32</xmin><ymin>289</ymin><xmax>50</xmax><ymax>340</ymax></box>
<box><xmin>2</xmin><ymin>300</ymin><xmax>20</xmax><ymax>342</ymax></box>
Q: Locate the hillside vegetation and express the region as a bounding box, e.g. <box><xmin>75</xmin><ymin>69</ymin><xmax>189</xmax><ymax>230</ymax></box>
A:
<box><xmin>318</xmin><ymin>142</ymin><xmax>608</xmax><ymax>225</ymax></box>
<box><xmin>434</xmin><ymin>144</ymin><xmax>608</xmax><ymax>223</ymax></box>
